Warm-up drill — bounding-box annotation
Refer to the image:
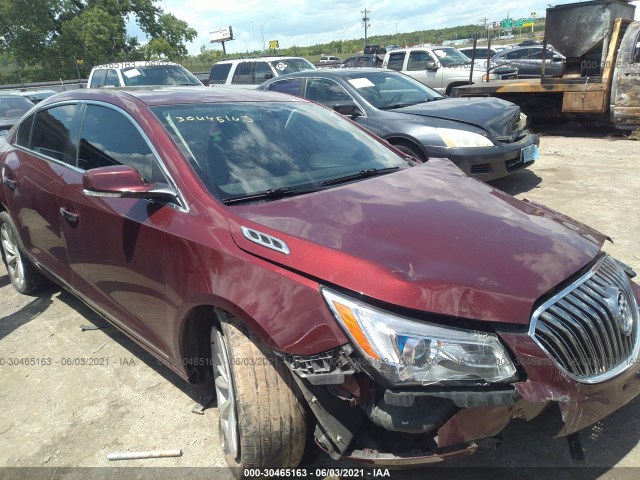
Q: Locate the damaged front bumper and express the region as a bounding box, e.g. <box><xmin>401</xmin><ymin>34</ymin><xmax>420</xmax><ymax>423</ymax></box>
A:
<box><xmin>282</xmin><ymin>260</ymin><xmax>640</xmax><ymax>466</ymax></box>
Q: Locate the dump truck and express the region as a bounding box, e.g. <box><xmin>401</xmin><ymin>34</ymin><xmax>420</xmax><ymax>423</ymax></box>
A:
<box><xmin>452</xmin><ymin>0</ymin><xmax>640</xmax><ymax>129</ymax></box>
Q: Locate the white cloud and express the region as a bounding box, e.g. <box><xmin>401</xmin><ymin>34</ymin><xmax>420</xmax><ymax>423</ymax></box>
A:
<box><xmin>149</xmin><ymin>0</ymin><xmax>639</xmax><ymax>55</ymax></box>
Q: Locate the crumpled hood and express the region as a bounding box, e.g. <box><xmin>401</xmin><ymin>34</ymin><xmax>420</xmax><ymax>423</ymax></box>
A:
<box><xmin>395</xmin><ymin>97</ymin><xmax>521</xmax><ymax>138</ymax></box>
<box><xmin>228</xmin><ymin>159</ymin><xmax>606</xmax><ymax>326</ymax></box>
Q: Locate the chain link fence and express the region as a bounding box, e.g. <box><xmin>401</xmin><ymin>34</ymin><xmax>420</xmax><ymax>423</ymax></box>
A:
<box><xmin>0</xmin><ymin>55</ymin><xmax>212</xmax><ymax>90</ymax></box>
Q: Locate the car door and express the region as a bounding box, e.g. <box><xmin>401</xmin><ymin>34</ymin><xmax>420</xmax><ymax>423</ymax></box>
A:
<box><xmin>2</xmin><ymin>104</ymin><xmax>79</xmax><ymax>284</ymax></box>
<box><xmin>57</xmin><ymin>103</ymin><xmax>174</xmax><ymax>356</ymax></box>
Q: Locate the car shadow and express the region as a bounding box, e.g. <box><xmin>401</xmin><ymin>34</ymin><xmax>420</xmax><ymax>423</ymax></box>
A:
<box><xmin>13</xmin><ymin>285</ymin><xmax>216</xmax><ymax>406</ymax></box>
<box><xmin>488</xmin><ymin>169</ymin><xmax>542</xmax><ymax>196</ymax></box>
<box><xmin>0</xmin><ymin>286</ymin><xmax>56</xmax><ymax>342</ymax></box>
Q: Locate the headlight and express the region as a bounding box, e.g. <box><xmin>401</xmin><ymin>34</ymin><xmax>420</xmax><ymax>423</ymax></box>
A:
<box><xmin>518</xmin><ymin>112</ymin><xmax>528</xmax><ymax>131</ymax></box>
<box><xmin>435</xmin><ymin>128</ymin><xmax>494</xmax><ymax>148</ymax></box>
<box><xmin>322</xmin><ymin>289</ymin><xmax>518</xmax><ymax>386</ymax></box>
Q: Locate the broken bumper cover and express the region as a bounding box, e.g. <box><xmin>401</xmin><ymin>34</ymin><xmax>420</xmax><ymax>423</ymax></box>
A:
<box><xmin>288</xmin><ymin>273</ymin><xmax>640</xmax><ymax>466</ymax></box>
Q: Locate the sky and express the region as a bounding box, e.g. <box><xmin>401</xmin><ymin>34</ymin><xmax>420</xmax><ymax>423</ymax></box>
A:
<box><xmin>147</xmin><ymin>0</ymin><xmax>640</xmax><ymax>55</ymax></box>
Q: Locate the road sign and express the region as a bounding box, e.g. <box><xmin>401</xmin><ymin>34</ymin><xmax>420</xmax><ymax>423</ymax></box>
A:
<box><xmin>269</xmin><ymin>40</ymin><xmax>279</xmax><ymax>49</ymax></box>
<box><xmin>501</xmin><ymin>18</ymin><xmax>513</xmax><ymax>28</ymax></box>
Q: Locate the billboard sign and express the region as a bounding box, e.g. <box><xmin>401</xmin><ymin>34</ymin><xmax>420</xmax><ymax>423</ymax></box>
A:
<box><xmin>209</xmin><ymin>26</ymin><xmax>233</xmax><ymax>43</ymax></box>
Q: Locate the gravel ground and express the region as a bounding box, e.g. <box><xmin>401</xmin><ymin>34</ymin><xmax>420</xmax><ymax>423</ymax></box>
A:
<box><xmin>0</xmin><ymin>134</ymin><xmax>639</xmax><ymax>480</ymax></box>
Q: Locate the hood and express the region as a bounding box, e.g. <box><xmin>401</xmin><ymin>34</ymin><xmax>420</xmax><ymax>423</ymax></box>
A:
<box><xmin>395</xmin><ymin>97</ymin><xmax>520</xmax><ymax>138</ymax></box>
<box><xmin>228</xmin><ymin>159</ymin><xmax>606</xmax><ymax>326</ymax></box>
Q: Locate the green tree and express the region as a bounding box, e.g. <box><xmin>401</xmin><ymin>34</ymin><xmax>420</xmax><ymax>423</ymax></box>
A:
<box><xmin>143</xmin><ymin>13</ymin><xmax>196</xmax><ymax>60</ymax></box>
<box><xmin>0</xmin><ymin>0</ymin><xmax>196</xmax><ymax>65</ymax></box>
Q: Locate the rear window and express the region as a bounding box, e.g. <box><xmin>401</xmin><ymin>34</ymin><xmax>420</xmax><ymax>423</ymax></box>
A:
<box><xmin>269</xmin><ymin>59</ymin><xmax>315</xmax><ymax>75</ymax></box>
<box><xmin>210</xmin><ymin>63</ymin><xmax>233</xmax><ymax>84</ymax></box>
<box><xmin>267</xmin><ymin>79</ymin><xmax>303</xmax><ymax>96</ymax></box>
<box><xmin>386</xmin><ymin>52</ymin><xmax>406</xmax><ymax>71</ymax></box>
<box><xmin>121</xmin><ymin>65</ymin><xmax>201</xmax><ymax>86</ymax></box>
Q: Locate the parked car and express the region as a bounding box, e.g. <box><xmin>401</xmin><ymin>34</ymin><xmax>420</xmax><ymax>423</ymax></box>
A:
<box><xmin>0</xmin><ymin>94</ymin><xmax>34</xmax><ymax>135</ymax></box>
<box><xmin>492</xmin><ymin>45</ymin><xmax>566</xmax><ymax>78</ymax></box>
<box><xmin>260</xmin><ymin>68</ymin><xmax>538</xmax><ymax>181</ymax></box>
<box><xmin>383</xmin><ymin>46</ymin><xmax>517</xmax><ymax>95</ymax></box>
<box><xmin>2</xmin><ymin>89</ymin><xmax>57</xmax><ymax>104</ymax></box>
<box><xmin>87</xmin><ymin>61</ymin><xmax>203</xmax><ymax>88</ymax></box>
<box><xmin>458</xmin><ymin>46</ymin><xmax>500</xmax><ymax>59</ymax></box>
<box><xmin>2</xmin><ymin>87</ymin><xmax>640</xmax><ymax>479</ymax></box>
<box><xmin>320</xmin><ymin>55</ymin><xmax>342</xmax><ymax>63</ymax></box>
<box><xmin>363</xmin><ymin>44</ymin><xmax>386</xmax><ymax>55</ymax></box>
<box><xmin>340</xmin><ymin>54</ymin><xmax>383</xmax><ymax>68</ymax></box>
<box><xmin>385</xmin><ymin>44</ymin><xmax>401</xmax><ymax>51</ymax></box>
<box><xmin>208</xmin><ymin>56</ymin><xmax>315</xmax><ymax>88</ymax></box>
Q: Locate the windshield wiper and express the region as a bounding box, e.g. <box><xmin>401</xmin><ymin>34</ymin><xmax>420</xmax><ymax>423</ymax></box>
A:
<box><xmin>320</xmin><ymin>167</ymin><xmax>400</xmax><ymax>186</ymax></box>
<box><xmin>222</xmin><ymin>186</ymin><xmax>323</xmax><ymax>205</ymax></box>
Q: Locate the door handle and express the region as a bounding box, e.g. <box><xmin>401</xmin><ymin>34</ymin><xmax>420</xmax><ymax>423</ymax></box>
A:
<box><xmin>60</xmin><ymin>207</ymin><xmax>80</xmax><ymax>224</ymax></box>
<box><xmin>3</xmin><ymin>176</ymin><xmax>17</xmax><ymax>191</ymax></box>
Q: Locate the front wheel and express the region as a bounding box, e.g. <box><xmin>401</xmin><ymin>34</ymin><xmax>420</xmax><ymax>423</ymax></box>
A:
<box><xmin>0</xmin><ymin>211</ymin><xmax>46</xmax><ymax>295</ymax></box>
<box><xmin>393</xmin><ymin>143</ymin><xmax>426</xmax><ymax>162</ymax></box>
<box><xmin>211</xmin><ymin>314</ymin><xmax>307</xmax><ymax>479</ymax></box>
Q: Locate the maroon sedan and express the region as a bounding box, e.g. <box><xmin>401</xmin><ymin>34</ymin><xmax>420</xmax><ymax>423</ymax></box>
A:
<box><xmin>0</xmin><ymin>87</ymin><xmax>639</xmax><ymax>477</ymax></box>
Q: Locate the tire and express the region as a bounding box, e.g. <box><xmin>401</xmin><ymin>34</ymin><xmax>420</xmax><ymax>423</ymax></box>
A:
<box><xmin>394</xmin><ymin>143</ymin><xmax>426</xmax><ymax>162</ymax></box>
<box><xmin>0</xmin><ymin>211</ymin><xmax>46</xmax><ymax>295</ymax></box>
<box><xmin>445</xmin><ymin>82</ymin><xmax>468</xmax><ymax>96</ymax></box>
<box><xmin>211</xmin><ymin>313</ymin><xmax>307</xmax><ymax>479</ymax></box>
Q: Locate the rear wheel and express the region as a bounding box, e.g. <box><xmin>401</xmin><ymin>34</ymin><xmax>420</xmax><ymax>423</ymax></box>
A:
<box><xmin>211</xmin><ymin>314</ymin><xmax>307</xmax><ymax>479</ymax></box>
<box><xmin>0</xmin><ymin>212</ymin><xmax>46</xmax><ymax>295</ymax></box>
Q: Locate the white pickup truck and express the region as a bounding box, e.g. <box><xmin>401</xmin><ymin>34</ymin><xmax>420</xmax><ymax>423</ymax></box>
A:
<box><xmin>382</xmin><ymin>46</ymin><xmax>517</xmax><ymax>95</ymax></box>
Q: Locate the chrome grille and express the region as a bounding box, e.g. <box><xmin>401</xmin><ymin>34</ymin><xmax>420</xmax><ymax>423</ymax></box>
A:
<box><xmin>531</xmin><ymin>255</ymin><xmax>640</xmax><ymax>384</ymax></box>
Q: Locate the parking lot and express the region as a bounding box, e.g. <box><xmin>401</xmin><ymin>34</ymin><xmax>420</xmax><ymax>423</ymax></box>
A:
<box><xmin>1</xmin><ymin>133</ymin><xmax>639</xmax><ymax>480</ymax></box>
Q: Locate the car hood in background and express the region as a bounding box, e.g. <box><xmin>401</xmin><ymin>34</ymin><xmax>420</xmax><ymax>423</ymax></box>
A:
<box><xmin>394</xmin><ymin>97</ymin><xmax>520</xmax><ymax>138</ymax></box>
<box><xmin>228</xmin><ymin>159</ymin><xmax>606</xmax><ymax>326</ymax></box>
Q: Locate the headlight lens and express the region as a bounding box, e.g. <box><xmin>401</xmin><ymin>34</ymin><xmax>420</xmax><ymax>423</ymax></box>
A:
<box><xmin>322</xmin><ymin>289</ymin><xmax>517</xmax><ymax>385</ymax></box>
<box><xmin>435</xmin><ymin>128</ymin><xmax>494</xmax><ymax>148</ymax></box>
<box><xmin>518</xmin><ymin>112</ymin><xmax>528</xmax><ymax>131</ymax></box>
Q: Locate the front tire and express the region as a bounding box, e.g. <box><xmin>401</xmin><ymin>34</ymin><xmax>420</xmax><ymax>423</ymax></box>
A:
<box><xmin>0</xmin><ymin>211</ymin><xmax>46</xmax><ymax>295</ymax></box>
<box><xmin>211</xmin><ymin>313</ymin><xmax>307</xmax><ymax>479</ymax></box>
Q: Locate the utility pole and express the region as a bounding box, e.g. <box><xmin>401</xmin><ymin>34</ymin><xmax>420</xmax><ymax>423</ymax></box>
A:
<box><xmin>479</xmin><ymin>17</ymin><xmax>489</xmax><ymax>41</ymax></box>
<box><xmin>362</xmin><ymin>9</ymin><xmax>370</xmax><ymax>47</ymax></box>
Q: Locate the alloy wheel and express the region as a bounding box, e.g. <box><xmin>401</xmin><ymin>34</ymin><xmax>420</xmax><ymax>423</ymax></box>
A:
<box><xmin>211</xmin><ymin>328</ymin><xmax>240</xmax><ymax>458</ymax></box>
<box><xmin>1</xmin><ymin>223</ymin><xmax>25</xmax><ymax>289</ymax></box>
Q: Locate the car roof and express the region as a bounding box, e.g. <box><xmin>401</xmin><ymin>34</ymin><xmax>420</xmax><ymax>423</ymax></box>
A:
<box><xmin>268</xmin><ymin>68</ymin><xmax>385</xmax><ymax>80</ymax></box>
<box><xmin>92</xmin><ymin>61</ymin><xmax>182</xmax><ymax>69</ymax></box>
<box><xmin>215</xmin><ymin>57</ymin><xmax>308</xmax><ymax>64</ymax></box>
<box><xmin>35</xmin><ymin>86</ymin><xmax>306</xmax><ymax>109</ymax></box>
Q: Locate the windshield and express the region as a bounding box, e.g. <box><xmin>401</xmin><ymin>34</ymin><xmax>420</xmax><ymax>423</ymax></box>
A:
<box><xmin>432</xmin><ymin>48</ymin><xmax>471</xmax><ymax>67</ymax></box>
<box><xmin>152</xmin><ymin>102</ymin><xmax>411</xmax><ymax>202</ymax></box>
<box><xmin>344</xmin><ymin>71</ymin><xmax>444</xmax><ymax>109</ymax></box>
<box><xmin>121</xmin><ymin>65</ymin><xmax>201</xmax><ymax>86</ymax></box>
<box><xmin>0</xmin><ymin>96</ymin><xmax>34</xmax><ymax>119</ymax></box>
<box><xmin>270</xmin><ymin>58</ymin><xmax>315</xmax><ymax>75</ymax></box>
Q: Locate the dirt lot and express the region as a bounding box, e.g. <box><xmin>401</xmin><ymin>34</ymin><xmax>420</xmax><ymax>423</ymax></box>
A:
<box><xmin>1</xmin><ymin>134</ymin><xmax>639</xmax><ymax>480</ymax></box>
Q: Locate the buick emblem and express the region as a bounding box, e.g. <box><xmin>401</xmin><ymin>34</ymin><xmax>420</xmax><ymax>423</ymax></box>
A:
<box><xmin>606</xmin><ymin>287</ymin><xmax>634</xmax><ymax>337</ymax></box>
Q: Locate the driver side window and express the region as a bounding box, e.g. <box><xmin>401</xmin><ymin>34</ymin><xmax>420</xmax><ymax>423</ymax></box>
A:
<box><xmin>407</xmin><ymin>51</ymin><xmax>431</xmax><ymax>71</ymax></box>
<box><xmin>78</xmin><ymin>105</ymin><xmax>166</xmax><ymax>184</ymax></box>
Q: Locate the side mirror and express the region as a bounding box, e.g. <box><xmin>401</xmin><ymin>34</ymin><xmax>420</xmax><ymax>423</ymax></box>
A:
<box><xmin>425</xmin><ymin>60</ymin><xmax>438</xmax><ymax>71</ymax></box>
<box><xmin>552</xmin><ymin>54</ymin><xmax>563</xmax><ymax>62</ymax></box>
<box><xmin>82</xmin><ymin>165</ymin><xmax>178</xmax><ymax>202</ymax></box>
<box><xmin>332</xmin><ymin>102</ymin><xmax>363</xmax><ymax>118</ymax></box>
<box><xmin>264</xmin><ymin>73</ymin><xmax>274</xmax><ymax>80</ymax></box>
